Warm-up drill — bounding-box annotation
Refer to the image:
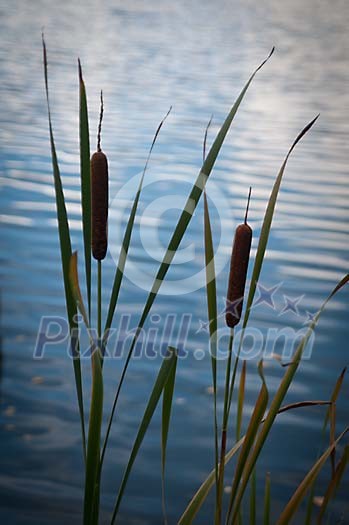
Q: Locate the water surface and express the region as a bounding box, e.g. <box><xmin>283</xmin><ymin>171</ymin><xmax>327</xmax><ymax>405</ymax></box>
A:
<box><xmin>0</xmin><ymin>0</ymin><xmax>349</xmax><ymax>523</ymax></box>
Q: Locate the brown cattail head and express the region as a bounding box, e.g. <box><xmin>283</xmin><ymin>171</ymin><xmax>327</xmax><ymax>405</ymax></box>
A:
<box><xmin>91</xmin><ymin>150</ymin><xmax>108</xmax><ymax>260</ymax></box>
<box><xmin>226</xmin><ymin>189</ymin><xmax>252</xmax><ymax>327</ymax></box>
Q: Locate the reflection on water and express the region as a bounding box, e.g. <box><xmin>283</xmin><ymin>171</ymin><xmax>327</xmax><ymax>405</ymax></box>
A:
<box><xmin>0</xmin><ymin>0</ymin><xmax>349</xmax><ymax>523</ymax></box>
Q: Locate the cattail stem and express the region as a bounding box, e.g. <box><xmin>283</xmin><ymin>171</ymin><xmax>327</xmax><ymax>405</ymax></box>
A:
<box><xmin>244</xmin><ymin>186</ymin><xmax>252</xmax><ymax>225</ymax></box>
<box><xmin>216</xmin><ymin>328</ymin><xmax>234</xmax><ymax>525</ymax></box>
<box><xmin>97</xmin><ymin>260</ymin><xmax>102</xmax><ymax>341</ymax></box>
<box><xmin>97</xmin><ymin>90</ymin><xmax>104</xmax><ymax>152</ymax></box>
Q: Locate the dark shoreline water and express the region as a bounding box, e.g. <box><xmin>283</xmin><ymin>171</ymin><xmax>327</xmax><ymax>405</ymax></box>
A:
<box><xmin>1</xmin><ymin>0</ymin><xmax>349</xmax><ymax>523</ymax></box>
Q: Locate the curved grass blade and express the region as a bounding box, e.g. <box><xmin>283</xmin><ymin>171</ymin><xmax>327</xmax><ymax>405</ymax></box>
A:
<box><xmin>103</xmin><ymin>107</ymin><xmax>172</xmax><ymax>343</ymax></box>
<box><xmin>242</xmin><ymin>114</ymin><xmax>319</xmax><ymax>330</ymax></box>
<box><xmin>69</xmin><ymin>253</ymin><xmax>103</xmax><ymax>525</ymax></box>
<box><xmin>203</xmin><ymin>190</ymin><xmax>219</xmax><ymax>486</ymax></box>
<box><xmin>276</xmin><ymin>429</ymin><xmax>349</xmax><ymax>525</ymax></box>
<box><xmin>305</xmin><ymin>367</ymin><xmax>347</xmax><ymax>523</ymax></box>
<box><xmin>323</xmin><ymin>367</ymin><xmax>347</xmax><ymax>431</ymax></box>
<box><xmin>161</xmin><ymin>348</ymin><xmax>178</xmax><ymax>525</ymax></box>
<box><xmin>110</xmin><ymin>347</ymin><xmax>178</xmax><ymax>524</ymax></box>
<box><xmin>263</xmin><ymin>472</ymin><xmax>271</xmax><ymax>525</ymax></box>
<box><xmin>227</xmin><ymin>275</ymin><xmax>349</xmax><ymax>524</ymax></box>
<box><xmin>227</xmin><ymin>361</ymin><xmax>268</xmax><ymax>523</ymax></box>
<box><xmin>42</xmin><ymin>35</ymin><xmax>86</xmax><ymax>461</ymax></box>
<box><xmin>178</xmin><ymin>437</ymin><xmax>245</xmax><ymax>525</ymax></box>
<box><xmin>236</xmin><ymin>360</ymin><xmax>247</xmax><ymax>441</ymax></box>
<box><xmin>180</xmin><ymin>275</ymin><xmax>348</xmax><ymax>524</ymax></box>
<box><xmin>178</xmin><ymin>398</ymin><xmax>334</xmax><ymax>525</ymax></box>
<box><xmin>102</xmin><ymin>48</ymin><xmax>274</xmax><ymax>458</ymax></box>
<box><xmin>78</xmin><ymin>60</ymin><xmax>91</xmax><ymax>320</ymax></box>
<box><xmin>317</xmin><ymin>445</ymin><xmax>349</xmax><ymax>524</ymax></box>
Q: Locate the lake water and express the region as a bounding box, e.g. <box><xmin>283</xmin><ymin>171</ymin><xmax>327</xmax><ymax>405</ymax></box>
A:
<box><xmin>0</xmin><ymin>0</ymin><xmax>348</xmax><ymax>523</ymax></box>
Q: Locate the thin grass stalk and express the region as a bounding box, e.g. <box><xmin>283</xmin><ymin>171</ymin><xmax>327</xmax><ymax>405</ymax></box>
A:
<box><xmin>110</xmin><ymin>348</ymin><xmax>178</xmax><ymax>523</ymax></box>
<box><xmin>98</xmin><ymin>260</ymin><xmax>102</xmax><ymax>340</ymax></box>
<box><xmin>204</xmin><ymin>190</ymin><xmax>219</xmax><ymax>494</ymax></box>
<box><xmin>78</xmin><ymin>59</ymin><xmax>91</xmax><ymax>321</ymax></box>
<box><xmin>276</xmin><ymin>428</ymin><xmax>349</xmax><ymax>525</ymax></box>
<box><xmin>103</xmin><ymin>107</ymin><xmax>172</xmax><ymax>346</ymax></box>
<box><xmin>101</xmin><ymin>49</ymin><xmax>274</xmax><ymax>461</ymax></box>
<box><xmin>263</xmin><ymin>472</ymin><xmax>271</xmax><ymax>525</ymax></box>
<box><xmin>236</xmin><ymin>360</ymin><xmax>246</xmax><ymax>442</ymax></box>
<box><xmin>216</xmin><ymin>328</ymin><xmax>234</xmax><ymax>524</ymax></box>
<box><xmin>227</xmin><ymin>275</ymin><xmax>349</xmax><ymax>525</ymax></box>
<box><xmin>249</xmin><ymin>468</ymin><xmax>256</xmax><ymax>525</ymax></box>
<box><xmin>69</xmin><ymin>253</ymin><xmax>103</xmax><ymax>525</ymax></box>
<box><xmin>305</xmin><ymin>366</ymin><xmax>347</xmax><ymax>522</ymax></box>
<box><xmin>178</xmin><ymin>400</ymin><xmax>335</xmax><ymax>525</ymax></box>
<box><xmin>161</xmin><ymin>347</ymin><xmax>178</xmax><ymax>525</ymax></box>
<box><xmin>226</xmin><ymin>362</ymin><xmax>268</xmax><ymax>524</ymax></box>
<box><xmin>42</xmin><ymin>35</ymin><xmax>86</xmax><ymax>462</ymax></box>
<box><xmin>202</xmin><ymin>116</ymin><xmax>219</xmax><ymax>501</ymax></box>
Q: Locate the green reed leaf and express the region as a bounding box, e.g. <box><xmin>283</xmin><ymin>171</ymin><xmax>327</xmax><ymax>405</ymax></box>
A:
<box><xmin>203</xmin><ymin>190</ymin><xmax>219</xmax><ymax>488</ymax></box>
<box><xmin>305</xmin><ymin>367</ymin><xmax>347</xmax><ymax>523</ymax></box>
<box><xmin>161</xmin><ymin>347</ymin><xmax>178</xmax><ymax>525</ymax></box>
<box><xmin>42</xmin><ymin>35</ymin><xmax>86</xmax><ymax>461</ymax></box>
<box><xmin>69</xmin><ymin>253</ymin><xmax>103</xmax><ymax>525</ymax></box>
<box><xmin>263</xmin><ymin>472</ymin><xmax>271</xmax><ymax>525</ymax></box>
<box><xmin>243</xmin><ymin>114</ymin><xmax>319</xmax><ymax>329</ymax></box>
<box><xmin>103</xmin><ymin>47</ymin><xmax>274</xmax><ymax>463</ymax></box>
<box><xmin>178</xmin><ymin>437</ymin><xmax>245</xmax><ymax>525</ymax></box>
<box><xmin>178</xmin><ymin>398</ymin><xmax>332</xmax><ymax>525</ymax></box>
<box><xmin>228</xmin><ymin>275</ymin><xmax>349</xmax><ymax>523</ymax></box>
<box><xmin>227</xmin><ymin>361</ymin><xmax>268</xmax><ymax>523</ymax></box>
<box><xmin>180</xmin><ymin>275</ymin><xmax>348</xmax><ymax>524</ymax></box>
<box><xmin>78</xmin><ymin>60</ymin><xmax>91</xmax><ymax>321</ymax></box>
<box><xmin>236</xmin><ymin>360</ymin><xmax>247</xmax><ymax>442</ymax></box>
<box><xmin>111</xmin><ymin>347</ymin><xmax>178</xmax><ymax>524</ymax></box>
<box><xmin>103</xmin><ymin>107</ymin><xmax>172</xmax><ymax>341</ymax></box>
<box><xmin>317</xmin><ymin>445</ymin><xmax>349</xmax><ymax>524</ymax></box>
<box><xmin>276</xmin><ymin>429</ymin><xmax>349</xmax><ymax>525</ymax></box>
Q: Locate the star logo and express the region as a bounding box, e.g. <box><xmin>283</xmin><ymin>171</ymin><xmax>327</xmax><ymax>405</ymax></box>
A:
<box><xmin>279</xmin><ymin>294</ymin><xmax>304</xmax><ymax>316</ymax></box>
<box><xmin>196</xmin><ymin>319</ymin><xmax>210</xmax><ymax>334</ymax></box>
<box><xmin>253</xmin><ymin>283</ymin><xmax>280</xmax><ymax>310</ymax></box>
<box><xmin>303</xmin><ymin>310</ymin><xmax>318</xmax><ymax>325</ymax></box>
<box><xmin>222</xmin><ymin>295</ymin><xmax>243</xmax><ymax>324</ymax></box>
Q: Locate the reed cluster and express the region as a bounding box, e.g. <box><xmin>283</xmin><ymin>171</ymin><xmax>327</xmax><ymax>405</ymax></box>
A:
<box><xmin>43</xmin><ymin>36</ymin><xmax>349</xmax><ymax>525</ymax></box>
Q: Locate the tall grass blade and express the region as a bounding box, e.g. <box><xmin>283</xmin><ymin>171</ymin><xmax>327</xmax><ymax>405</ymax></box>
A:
<box><xmin>69</xmin><ymin>253</ymin><xmax>103</xmax><ymax>525</ymax></box>
<box><xmin>226</xmin><ymin>361</ymin><xmax>268</xmax><ymax>523</ymax></box>
<box><xmin>276</xmin><ymin>429</ymin><xmax>349</xmax><ymax>525</ymax></box>
<box><xmin>178</xmin><ymin>399</ymin><xmax>336</xmax><ymax>525</ymax></box>
<box><xmin>317</xmin><ymin>445</ymin><xmax>349</xmax><ymax>524</ymax></box>
<box><xmin>227</xmin><ymin>275</ymin><xmax>349</xmax><ymax>524</ymax></box>
<box><xmin>236</xmin><ymin>360</ymin><xmax>247</xmax><ymax>441</ymax></box>
<box><xmin>161</xmin><ymin>346</ymin><xmax>178</xmax><ymax>525</ymax></box>
<box><xmin>78</xmin><ymin>60</ymin><xmax>91</xmax><ymax>320</ymax></box>
<box><xmin>306</xmin><ymin>367</ymin><xmax>347</xmax><ymax>522</ymax></box>
<box><xmin>42</xmin><ymin>35</ymin><xmax>86</xmax><ymax>461</ymax></box>
<box><xmin>103</xmin><ymin>108</ymin><xmax>172</xmax><ymax>340</ymax></box>
<box><xmin>111</xmin><ymin>348</ymin><xmax>178</xmax><ymax>523</ymax></box>
<box><xmin>243</xmin><ymin>115</ymin><xmax>319</xmax><ymax>329</ymax></box>
<box><xmin>323</xmin><ymin>367</ymin><xmax>346</xmax><ymax>431</ymax></box>
<box><xmin>103</xmin><ymin>48</ymin><xmax>274</xmax><ymax>455</ymax></box>
<box><xmin>178</xmin><ymin>437</ymin><xmax>245</xmax><ymax>525</ymax></box>
<box><xmin>203</xmin><ymin>190</ymin><xmax>219</xmax><ymax>487</ymax></box>
<box><xmin>263</xmin><ymin>472</ymin><xmax>271</xmax><ymax>525</ymax></box>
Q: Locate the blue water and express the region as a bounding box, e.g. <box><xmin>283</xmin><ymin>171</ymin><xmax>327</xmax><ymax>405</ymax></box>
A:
<box><xmin>0</xmin><ymin>0</ymin><xmax>349</xmax><ymax>523</ymax></box>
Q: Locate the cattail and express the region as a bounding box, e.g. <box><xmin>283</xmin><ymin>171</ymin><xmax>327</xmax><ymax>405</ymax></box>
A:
<box><xmin>225</xmin><ymin>188</ymin><xmax>252</xmax><ymax>327</ymax></box>
<box><xmin>91</xmin><ymin>91</ymin><xmax>108</xmax><ymax>261</ymax></box>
